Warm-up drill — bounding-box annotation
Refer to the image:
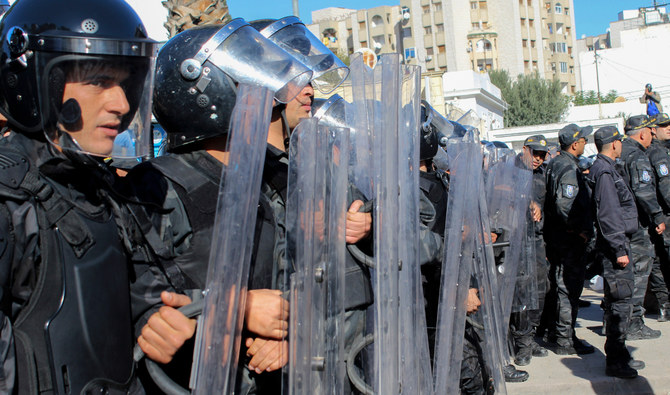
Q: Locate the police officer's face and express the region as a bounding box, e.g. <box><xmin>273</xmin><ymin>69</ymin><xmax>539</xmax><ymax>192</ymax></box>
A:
<box><xmin>640</xmin><ymin>127</ymin><xmax>653</xmax><ymax>148</ymax></box>
<box><xmin>575</xmin><ymin>137</ymin><xmax>587</xmax><ymax>156</ymax></box>
<box><xmin>285</xmin><ymin>83</ymin><xmax>314</xmax><ymax>130</ymax></box>
<box><xmin>531</xmin><ymin>150</ymin><xmax>546</xmax><ymax>169</ymax></box>
<box><xmin>59</xmin><ymin>66</ymin><xmax>131</xmax><ymax>156</ymax></box>
<box><xmin>655</xmin><ymin>125</ymin><xmax>670</xmax><ymax>141</ymax></box>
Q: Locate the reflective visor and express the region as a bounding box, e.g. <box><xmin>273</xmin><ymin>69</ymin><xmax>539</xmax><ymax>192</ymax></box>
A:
<box><xmin>261</xmin><ymin>17</ymin><xmax>349</xmax><ymax>94</ymax></box>
<box><xmin>197</xmin><ymin>19</ymin><xmax>313</xmax><ymax>103</ymax></box>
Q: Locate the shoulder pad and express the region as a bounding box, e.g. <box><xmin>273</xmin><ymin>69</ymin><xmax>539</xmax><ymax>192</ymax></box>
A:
<box><xmin>0</xmin><ymin>148</ymin><xmax>30</xmax><ymax>189</ymax></box>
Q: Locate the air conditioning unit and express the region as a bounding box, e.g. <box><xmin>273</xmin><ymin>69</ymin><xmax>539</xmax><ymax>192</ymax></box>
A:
<box><xmin>374</xmin><ymin>42</ymin><xmax>383</xmax><ymax>49</ymax></box>
<box><xmin>426</xmin><ymin>55</ymin><xmax>433</xmax><ymax>61</ymax></box>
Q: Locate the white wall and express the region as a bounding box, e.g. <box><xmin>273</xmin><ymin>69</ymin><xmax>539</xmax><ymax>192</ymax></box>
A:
<box><xmin>577</xmin><ymin>23</ymin><xmax>670</xmax><ymax>102</ymax></box>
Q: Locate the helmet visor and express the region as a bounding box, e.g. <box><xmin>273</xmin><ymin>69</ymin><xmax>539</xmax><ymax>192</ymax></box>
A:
<box><xmin>262</xmin><ymin>17</ymin><xmax>349</xmax><ymax>94</ymax></box>
<box><xmin>312</xmin><ymin>94</ymin><xmax>350</xmax><ymax>128</ymax></box>
<box><xmin>205</xmin><ymin>20</ymin><xmax>313</xmax><ymax>103</ymax></box>
<box><xmin>36</xmin><ymin>48</ymin><xmax>157</xmax><ymax>160</ymax></box>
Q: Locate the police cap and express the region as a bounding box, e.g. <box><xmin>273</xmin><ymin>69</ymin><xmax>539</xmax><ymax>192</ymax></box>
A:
<box><xmin>558</xmin><ymin>124</ymin><xmax>593</xmax><ymax>146</ymax></box>
<box><xmin>594</xmin><ymin>126</ymin><xmax>622</xmax><ymax>146</ymax></box>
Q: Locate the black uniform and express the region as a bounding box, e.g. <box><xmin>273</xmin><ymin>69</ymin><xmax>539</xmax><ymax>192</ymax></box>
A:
<box><xmin>0</xmin><ymin>133</ymin><xmax>147</xmax><ymax>394</ymax></box>
<box><xmin>645</xmin><ymin>139</ymin><xmax>670</xmax><ymax>311</ymax></box>
<box><xmin>544</xmin><ymin>151</ymin><xmax>593</xmax><ymax>348</ymax></box>
<box><xmin>530</xmin><ymin>162</ymin><xmax>550</xmax><ymax>333</ymax></box>
<box><xmin>124</xmin><ymin>150</ymin><xmax>278</xmax><ymax>392</ymax></box>
<box><xmin>586</xmin><ymin>154</ymin><xmax>638</xmax><ymax>366</ymax></box>
<box><xmin>618</xmin><ymin>138</ymin><xmax>665</xmax><ymax>332</ymax></box>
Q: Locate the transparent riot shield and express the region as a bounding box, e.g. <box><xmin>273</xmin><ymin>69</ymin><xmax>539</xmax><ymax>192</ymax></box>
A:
<box><xmin>472</xmin><ymin>175</ymin><xmax>509</xmax><ymax>395</ymax></box>
<box><xmin>192</xmin><ymin>84</ymin><xmax>274</xmax><ymax>394</ymax></box>
<box><xmin>396</xmin><ymin>63</ymin><xmax>432</xmax><ymax>395</ymax></box>
<box><xmin>347</xmin><ymin>53</ymin><xmax>375</xmax><ymax>200</ymax></box>
<box><xmin>286</xmin><ymin>118</ymin><xmax>350</xmax><ymax>394</ymax></box>
<box><xmin>432</xmin><ymin>132</ymin><xmax>481</xmax><ymax>395</ymax></box>
<box><xmin>511</xmin><ymin>173</ymin><xmax>538</xmax><ymax>313</ymax></box>
<box><xmin>485</xmin><ymin>155</ymin><xmax>533</xmax><ymax>358</ymax></box>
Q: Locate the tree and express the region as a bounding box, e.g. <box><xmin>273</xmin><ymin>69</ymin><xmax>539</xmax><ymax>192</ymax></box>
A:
<box><xmin>573</xmin><ymin>90</ymin><xmax>618</xmax><ymax>106</ymax></box>
<box><xmin>489</xmin><ymin>69</ymin><xmax>570</xmax><ymax>127</ymax></box>
<box><xmin>163</xmin><ymin>0</ymin><xmax>231</xmax><ymax>38</ymax></box>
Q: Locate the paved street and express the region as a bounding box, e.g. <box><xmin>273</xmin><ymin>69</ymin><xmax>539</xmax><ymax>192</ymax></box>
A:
<box><xmin>507</xmin><ymin>288</ymin><xmax>670</xmax><ymax>395</ymax></box>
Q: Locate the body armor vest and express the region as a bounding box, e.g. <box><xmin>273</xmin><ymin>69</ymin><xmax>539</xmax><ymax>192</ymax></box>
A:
<box><xmin>0</xmin><ymin>148</ymin><xmax>134</xmax><ymax>394</ymax></box>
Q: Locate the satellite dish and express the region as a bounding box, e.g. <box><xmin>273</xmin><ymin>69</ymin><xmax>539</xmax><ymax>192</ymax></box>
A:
<box><xmin>355</xmin><ymin>48</ymin><xmax>377</xmax><ymax>69</ymax></box>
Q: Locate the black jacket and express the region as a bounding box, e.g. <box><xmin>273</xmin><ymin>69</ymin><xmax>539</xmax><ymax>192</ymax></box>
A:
<box><xmin>586</xmin><ymin>154</ymin><xmax>638</xmax><ymax>258</ymax></box>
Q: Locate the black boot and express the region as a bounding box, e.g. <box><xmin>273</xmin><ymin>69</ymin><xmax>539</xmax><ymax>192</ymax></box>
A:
<box><xmin>503</xmin><ymin>364</ymin><xmax>529</xmax><ymax>383</ymax></box>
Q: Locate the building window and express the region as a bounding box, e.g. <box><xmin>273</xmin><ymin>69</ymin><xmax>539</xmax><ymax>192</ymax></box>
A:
<box><xmin>438</xmin><ymin>45</ymin><xmax>446</xmax><ymax>53</ymax></box>
<box><xmin>555</xmin><ymin>3</ymin><xmax>562</xmax><ymax>14</ymax></box>
<box><xmin>471</xmin><ymin>1</ymin><xmax>477</xmax><ymax>9</ymax></box>
<box><xmin>522</xmin><ymin>39</ymin><xmax>528</xmax><ymax>47</ymax></box>
<box><xmin>520</xmin><ymin>18</ymin><xmax>526</xmax><ymax>26</ymax></box>
<box><xmin>564</xmin><ymin>7</ymin><xmax>569</xmax><ymax>15</ymax></box>
<box><xmin>524</xmin><ymin>60</ymin><xmax>530</xmax><ymax>69</ymax></box>
<box><xmin>551</xmin><ymin>62</ymin><xmax>556</xmax><ymax>72</ymax></box>
<box><xmin>405</xmin><ymin>47</ymin><xmax>416</xmax><ymax>59</ymax></box>
<box><xmin>472</xmin><ymin>22</ymin><xmax>481</xmax><ymax>30</ymax></box>
<box><xmin>434</xmin><ymin>2</ymin><xmax>442</xmax><ymax>12</ymax></box>
<box><xmin>556</xmin><ymin>42</ymin><xmax>567</xmax><ymax>52</ymax></box>
<box><xmin>425</xmin><ymin>26</ymin><xmax>432</xmax><ymax>34</ymax></box>
<box><xmin>476</xmin><ymin>39</ymin><xmax>492</xmax><ymax>52</ymax></box>
<box><xmin>559</xmin><ymin>62</ymin><xmax>567</xmax><ymax>73</ymax></box>
<box><xmin>359</xmin><ymin>21</ymin><xmax>366</xmax><ymax>29</ymax></box>
<box><xmin>547</xmin><ymin>23</ymin><xmax>553</xmax><ymax>34</ymax></box>
<box><xmin>556</xmin><ymin>23</ymin><xmax>564</xmax><ymax>34</ymax></box>
<box><xmin>532</xmin><ymin>60</ymin><xmax>538</xmax><ymax>69</ymax></box>
<box><xmin>361</xmin><ymin>41</ymin><xmax>367</xmax><ymax>47</ymax></box>
<box><xmin>479</xmin><ymin>1</ymin><xmax>487</xmax><ymax>9</ymax></box>
<box><xmin>545</xmin><ymin>2</ymin><xmax>551</xmax><ymax>12</ymax></box>
<box><xmin>402</xmin><ymin>27</ymin><xmax>412</xmax><ymax>37</ymax></box>
<box><xmin>371</xmin><ymin>15</ymin><xmax>384</xmax><ymax>27</ymax></box>
<box><xmin>529</xmin><ymin>19</ymin><xmax>534</xmax><ymax>28</ymax></box>
<box><xmin>436</xmin><ymin>24</ymin><xmax>444</xmax><ymax>32</ymax></box>
<box><xmin>426</xmin><ymin>47</ymin><xmax>434</xmax><ymax>56</ymax></box>
<box><xmin>531</xmin><ymin>39</ymin><xmax>536</xmax><ymax>48</ymax></box>
<box><xmin>422</xmin><ymin>5</ymin><xmax>430</xmax><ymax>14</ymax></box>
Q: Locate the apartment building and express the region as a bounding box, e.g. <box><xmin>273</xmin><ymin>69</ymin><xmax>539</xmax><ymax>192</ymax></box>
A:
<box><xmin>308</xmin><ymin>0</ymin><xmax>577</xmax><ymax>93</ymax></box>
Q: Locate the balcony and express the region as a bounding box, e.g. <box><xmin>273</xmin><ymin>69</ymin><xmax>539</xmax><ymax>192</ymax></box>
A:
<box><xmin>422</xmin><ymin>13</ymin><xmax>432</xmax><ymax>27</ymax></box>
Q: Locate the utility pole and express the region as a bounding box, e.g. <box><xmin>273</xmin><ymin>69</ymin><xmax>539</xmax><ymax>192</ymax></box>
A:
<box><xmin>594</xmin><ymin>46</ymin><xmax>602</xmax><ymax>119</ymax></box>
<box><xmin>292</xmin><ymin>0</ymin><xmax>299</xmax><ymax>17</ymax></box>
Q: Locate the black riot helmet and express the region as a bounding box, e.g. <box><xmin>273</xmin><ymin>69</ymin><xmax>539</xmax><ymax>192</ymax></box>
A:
<box><xmin>419</xmin><ymin>100</ymin><xmax>454</xmax><ymax>160</ymax></box>
<box><xmin>0</xmin><ymin>0</ymin><xmax>158</xmax><ymax>158</ymax></box>
<box><xmin>153</xmin><ymin>19</ymin><xmax>313</xmax><ymax>152</ymax></box>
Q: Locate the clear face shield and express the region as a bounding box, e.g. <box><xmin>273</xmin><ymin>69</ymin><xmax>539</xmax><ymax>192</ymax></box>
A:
<box><xmin>312</xmin><ymin>94</ymin><xmax>351</xmax><ymax>129</ymax></box>
<box><xmin>181</xmin><ymin>19</ymin><xmax>313</xmax><ymax>105</ymax></box>
<box><xmin>261</xmin><ymin>16</ymin><xmax>349</xmax><ymax>94</ymax></box>
<box><xmin>33</xmin><ymin>33</ymin><xmax>158</xmax><ymax>159</ymax></box>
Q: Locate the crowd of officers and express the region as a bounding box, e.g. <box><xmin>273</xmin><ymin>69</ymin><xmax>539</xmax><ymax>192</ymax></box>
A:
<box><xmin>0</xmin><ymin>0</ymin><xmax>669</xmax><ymax>393</ymax></box>
<box><xmin>501</xmin><ymin>113</ymin><xmax>670</xmax><ymax>381</ymax></box>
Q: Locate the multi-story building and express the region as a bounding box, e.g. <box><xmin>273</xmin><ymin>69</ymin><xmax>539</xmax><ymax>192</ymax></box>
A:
<box><xmin>308</xmin><ymin>0</ymin><xmax>577</xmax><ymax>93</ymax></box>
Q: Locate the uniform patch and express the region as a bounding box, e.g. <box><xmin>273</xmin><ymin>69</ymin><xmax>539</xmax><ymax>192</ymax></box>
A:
<box><xmin>642</xmin><ymin>170</ymin><xmax>651</xmax><ymax>182</ymax></box>
<box><xmin>564</xmin><ymin>184</ymin><xmax>576</xmax><ymax>198</ymax></box>
<box><xmin>659</xmin><ymin>164</ymin><xmax>669</xmax><ymax>176</ymax></box>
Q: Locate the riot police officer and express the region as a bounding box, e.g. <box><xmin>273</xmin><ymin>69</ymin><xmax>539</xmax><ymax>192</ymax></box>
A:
<box><xmin>544</xmin><ymin>124</ymin><xmax>595</xmax><ymax>355</ymax></box>
<box><xmin>645</xmin><ymin>113</ymin><xmax>670</xmax><ymax>321</ymax></box>
<box><xmin>618</xmin><ymin>115</ymin><xmax>664</xmax><ymax>340</ymax></box>
<box><xmin>124</xmin><ymin>21</ymin><xmax>316</xmax><ymax>391</ymax></box>
<box><xmin>0</xmin><ymin>0</ymin><xmax>158</xmax><ymax>392</ymax></box>
<box><xmin>586</xmin><ymin>126</ymin><xmax>643</xmax><ymax>378</ymax></box>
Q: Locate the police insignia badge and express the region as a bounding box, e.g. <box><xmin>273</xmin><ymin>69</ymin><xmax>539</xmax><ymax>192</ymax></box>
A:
<box><xmin>642</xmin><ymin>170</ymin><xmax>652</xmax><ymax>182</ymax></box>
<box><xmin>660</xmin><ymin>164</ymin><xmax>669</xmax><ymax>176</ymax></box>
<box><xmin>564</xmin><ymin>184</ymin><xmax>576</xmax><ymax>198</ymax></box>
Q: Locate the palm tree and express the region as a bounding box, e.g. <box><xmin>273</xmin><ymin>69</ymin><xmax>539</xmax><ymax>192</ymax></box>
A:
<box><xmin>163</xmin><ymin>0</ymin><xmax>232</xmax><ymax>38</ymax></box>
